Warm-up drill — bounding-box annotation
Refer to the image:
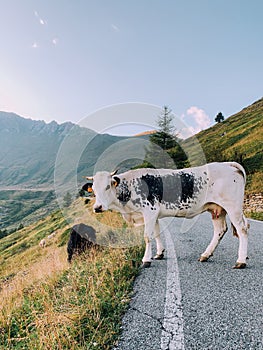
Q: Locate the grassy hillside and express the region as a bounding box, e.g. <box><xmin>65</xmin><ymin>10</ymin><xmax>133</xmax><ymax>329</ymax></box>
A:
<box><xmin>0</xmin><ymin>190</ymin><xmax>57</xmax><ymax>230</ymax></box>
<box><xmin>0</xmin><ymin>199</ymin><xmax>144</xmax><ymax>349</ymax></box>
<box><xmin>182</xmin><ymin>97</ymin><xmax>263</xmax><ymax>193</ymax></box>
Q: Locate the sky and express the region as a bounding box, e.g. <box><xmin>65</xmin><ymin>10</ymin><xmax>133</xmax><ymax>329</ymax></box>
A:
<box><xmin>0</xmin><ymin>0</ymin><xmax>263</xmax><ymax>137</ymax></box>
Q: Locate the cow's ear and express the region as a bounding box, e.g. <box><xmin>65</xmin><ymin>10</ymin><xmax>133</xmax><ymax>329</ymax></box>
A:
<box><xmin>112</xmin><ymin>176</ymin><xmax>120</xmax><ymax>187</ymax></box>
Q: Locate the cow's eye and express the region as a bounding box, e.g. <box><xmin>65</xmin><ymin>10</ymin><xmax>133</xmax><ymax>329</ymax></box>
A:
<box><xmin>105</xmin><ymin>184</ymin><xmax>110</xmax><ymax>191</ymax></box>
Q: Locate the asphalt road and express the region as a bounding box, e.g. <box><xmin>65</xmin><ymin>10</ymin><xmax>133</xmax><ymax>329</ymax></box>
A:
<box><xmin>114</xmin><ymin>214</ymin><xmax>263</xmax><ymax>350</ymax></box>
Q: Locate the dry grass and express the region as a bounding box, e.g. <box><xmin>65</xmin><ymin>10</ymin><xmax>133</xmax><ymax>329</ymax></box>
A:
<box><xmin>0</xmin><ymin>200</ymin><xmax>144</xmax><ymax>349</ymax></box>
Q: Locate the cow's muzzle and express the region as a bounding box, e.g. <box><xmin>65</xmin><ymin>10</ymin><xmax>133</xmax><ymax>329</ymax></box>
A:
<box><xmin>94</xmin><ymin>205</ymin><xmax>103</xmax><ymax>213</ymax></box>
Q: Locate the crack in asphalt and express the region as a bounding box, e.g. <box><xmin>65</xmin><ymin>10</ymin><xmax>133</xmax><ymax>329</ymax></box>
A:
<box><xmin>128</xmin><ymin>306</ymin><xmax>180</xmax><ymax>350</ymax></box>
<box><xmin>161</xmin><ymin>220</ymin><xmax>185</xmax><ymax>350</ymax></box>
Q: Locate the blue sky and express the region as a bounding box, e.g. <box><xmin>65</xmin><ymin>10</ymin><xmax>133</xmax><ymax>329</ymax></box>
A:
<box><xmin>0</xmin><ymin>0</ymin><xmax>262</xmax><ymax>136</ymax></box>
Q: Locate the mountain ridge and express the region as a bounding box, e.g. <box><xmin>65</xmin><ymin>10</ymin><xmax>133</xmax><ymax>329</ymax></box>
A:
<box><xmin>0</xmin><ymin>112</ymin><xmax>147</xmax><ymax>229</ymax></box>
<box><xmin>0</xmin><ymin>111</ymin><xmax>97</xmax><ymax>188</ymax></box>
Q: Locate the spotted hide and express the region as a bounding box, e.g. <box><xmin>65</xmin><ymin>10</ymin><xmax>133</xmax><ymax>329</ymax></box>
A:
<box><xmin>84</xmin><ymin>162</ymin><xmax>248</xmax><ymax>269</ymax></box>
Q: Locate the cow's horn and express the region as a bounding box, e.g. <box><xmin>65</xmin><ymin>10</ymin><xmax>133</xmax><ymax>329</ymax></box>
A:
<box><xmin>110</xmin><ymin>169</ymin><xmax>118</xmax><ymax>176</ymax></box>
<box><xmin>86</xmin><ymin>176</ymin><xmax>93</xmax><ymax>180</ymax></box>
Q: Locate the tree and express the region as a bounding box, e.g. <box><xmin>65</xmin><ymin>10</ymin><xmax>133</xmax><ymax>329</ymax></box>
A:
<box><xmin>142</xmin><ymin>106</ymin><xmax>176</xmax><ymax>168</ymax></box>
<box><xmin>141</xmin><ymin>106</ymin><xmax>189</xmax><ymax>169</ymax></box>
<box><xmin>150</xmin><ymin>106</ymin><xmax>177</xmax><ymax>150</ymax></box>
<box><xmin>215</xmin><ymin>112</ymin><xmax>224</xmax><ymax>123</ymax></box>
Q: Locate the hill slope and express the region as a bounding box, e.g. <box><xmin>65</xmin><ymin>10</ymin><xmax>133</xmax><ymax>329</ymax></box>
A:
<box><xmin>182</xmin><ymin>97</ymin><xmax>263</xmax><ymax>193</ymax></box>
<box><xmin>0</xmin><ymin>200</ymin><xmax>144</xmax><ymax>349</ymax></box>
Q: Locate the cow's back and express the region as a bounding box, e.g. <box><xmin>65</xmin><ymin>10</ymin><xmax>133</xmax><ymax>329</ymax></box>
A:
<box><xmin>117</xmin><ymin>162</ymin><xmax>246</xmax><ymax>217</ymax></box>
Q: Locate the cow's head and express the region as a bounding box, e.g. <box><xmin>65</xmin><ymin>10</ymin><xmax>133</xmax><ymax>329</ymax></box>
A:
<box><xmin>85</xmin><ymin>170</ymin><xmax>119</xmax><ymax>213</ymax></box>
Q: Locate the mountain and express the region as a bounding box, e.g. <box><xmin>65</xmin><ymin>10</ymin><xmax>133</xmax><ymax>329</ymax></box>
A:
<box><xmin>0</xmin><ymin>112</ymin><xmax>149</xmax><ymax>189</ymax></box>
<box><xmin>0</xmin><ymin>112</ymin><xmax>148</xmax><ymax>229</ymax></box>
<box><xmin>0</xmin><ymin>112</ymin><xmax>94</xmax><ymax>188</ymax></box>
<box><xmin>182</xmin><ymin>97</ymin><xmax>263</xmax><ymax>193</ymax></box>
<box><xmin>134</xmin><ymin>130</ymin><xmax>156</xmax><ymax>137</ymax></box>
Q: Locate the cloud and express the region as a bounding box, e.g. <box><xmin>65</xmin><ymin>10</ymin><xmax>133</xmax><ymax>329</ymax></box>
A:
<box><xmin>52</xmin><ymin>38</ymin><xmax>59</xmax><ymax>46</ymax></box>
<box><xmin>179</xmin><ymin>106</ymin><xmax>211</xmax><ymax>138</ymax></box>
<box><xmin>39</xmin><ymin>18</ymin><xmax>47</xmax><ymax>25</ymax></box>
<box><xmin>187</xmin><ymin>106</ymin><xmax>211</xmax><ymax>130</ymax></box>
<box><xmin>31</xmin><ymin>42</ymin><xmax>39</xmax><ymax>49</ymax></box>
<box><xmin>111</xmin><ymin>24</ymin><xmax>120</xmax><ymax>32</ymax></box>
<box><xmin>34</xmin><ymin>10</ymin><xmax>47</xmax><ymax>25</ymax></box>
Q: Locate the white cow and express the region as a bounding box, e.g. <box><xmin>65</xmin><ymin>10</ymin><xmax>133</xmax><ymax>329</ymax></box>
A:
<box><xmin>39</xmin><ymin>239</ymin><xmax>46</xmax><ymax>248</ymax></box>
<box><xmin>85</xmin><ymin>162</ymin><xmax>248</xmax><ymax>269</ymax></box>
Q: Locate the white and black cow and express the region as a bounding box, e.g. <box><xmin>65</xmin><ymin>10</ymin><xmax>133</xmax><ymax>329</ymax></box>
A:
<box><xmin>84</xmin><ymin>162</ymin><xmax>248</xmax><ymax>269</ymax></box>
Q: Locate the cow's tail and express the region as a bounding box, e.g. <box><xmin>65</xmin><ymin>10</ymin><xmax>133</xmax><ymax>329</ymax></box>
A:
<box><xmin>228</xmin><ymin>162</ymin><xmax>246</xmax><ymax>183</ymax></box>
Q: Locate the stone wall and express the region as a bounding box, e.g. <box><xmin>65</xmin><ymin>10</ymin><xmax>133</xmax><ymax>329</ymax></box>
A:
<box><xmin>243</xmin><ymin>193</ymin><xmax>263</xmax><ymax>212</ymax></box>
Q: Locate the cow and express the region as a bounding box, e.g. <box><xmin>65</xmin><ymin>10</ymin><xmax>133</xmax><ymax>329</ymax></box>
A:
<box><xmin>84</xmin><ymin>162</ymin><xmax>249</xmax><ymax>269</ymax></box>
<box><xmin>39</xmin><ymin>239</ymin><xmax>46</xmax><ymax>248</ymax></box>
<box><xmin>67</xmin><ymin>223</ymin><xmax>97</xmax><ymax>262</ymax></box>
<box><xmin>48</xmin><ymin>231</ymin><xmax>57</xmax><ymax>239</ymax></box>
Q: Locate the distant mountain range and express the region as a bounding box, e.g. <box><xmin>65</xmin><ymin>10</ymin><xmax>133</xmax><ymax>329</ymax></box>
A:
<box><xmin>0</xmin><ymin>112</ymin><xmax>147</xmax><ymax>189</ymax></box>
<box><xmin>0</xmin><ymin>112</ymin><xmax>149</xmax><ymax>229</ymax></box>
<box><xmin>0</xmin><ymin>97</ymin><xmax>262</xmax><ymax>230</ymax></box>
<box><xmin>0</xmin><ymin>112</ymin><xmax>77</xmax><ymax>187</ymax></box>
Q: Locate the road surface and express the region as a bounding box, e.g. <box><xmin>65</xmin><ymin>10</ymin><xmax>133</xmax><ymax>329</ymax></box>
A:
<box><xmin>114</xmin><ymin>213</ymin><xmax>263</xmax><ymax>350</ymax></box>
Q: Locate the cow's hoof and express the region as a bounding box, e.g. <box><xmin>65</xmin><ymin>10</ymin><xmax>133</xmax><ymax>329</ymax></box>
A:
<box><xmin>142</xmin><ymin>261</ymin><xmax>152</xmax><ymax>268</ymax></box>
<box><xmin>154</xmin><ymin>250</ymin><xmax>165</xmax><ymax>260</ymax></box>
<box><xmin>198</xmin><ymin>255</ymin><xmax>209</xmax><ymax>262</ymax></box>
<box><xmin>154</xmin><ymin>253</ymin><xmax>164</xmax><ymax>260</ymax></box>
<box><xmin>233</xmin><ymin>262</ymin><xmax>246</xmax><ymax>269</ymax></box>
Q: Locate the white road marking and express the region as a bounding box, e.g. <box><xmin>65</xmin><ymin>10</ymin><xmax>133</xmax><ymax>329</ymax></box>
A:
<box><xmin>160</xmin><ymin>219</ymin><xmax>185</xmax><ymax>350</ymax></box>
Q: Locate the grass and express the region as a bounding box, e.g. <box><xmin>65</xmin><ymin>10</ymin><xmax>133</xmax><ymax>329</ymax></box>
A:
<box><xmin>0</xmin><ymin>190</ymin><xmax>56</xmax><ymax>230</ymax></box>
<box><xmin>245</xmin><ymin>211</ymin><xmax>263</xmax><ymax>221</ymax></box>
<box><xmin>182</xmin><ymin>97</ymin><xmax>263</xmax><ymax>194</ymax></box>
<box><xmin>0</xmin><ymin>247</ymin><xmax>143</xmax><ymax>349</ymax></box>
<box><xmin>0</xmin><ymin>199</ymin><xmax>145</xmax><ymax>349</ymax></box>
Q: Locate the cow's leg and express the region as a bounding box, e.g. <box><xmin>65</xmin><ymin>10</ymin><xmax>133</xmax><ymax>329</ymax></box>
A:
<box><xmin>142</xmin><ymin>212</ymin><xmax>159</xmax><ymax>268</ymax></box>
<box><xmin>142</xmin><ymin>236</ymin><xmax>152</xmax><ymax>268</ymax></box>
<box><xmin>228</xmin><ymin>212</ymin><xmax>248</xmax><ymax>269</ymax></box>
<box><xmin>153</xmin><ymin>220</ymin><xmax>165</xmax><ymax>260</ymax></box>
<box><xmin>199</xmin><ymin>211</ymin><xmax>228</xmax><ymax>262</ymax></box>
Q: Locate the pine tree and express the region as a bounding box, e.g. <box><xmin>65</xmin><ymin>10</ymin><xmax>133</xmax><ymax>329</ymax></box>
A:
<box><xmin>136</xmin><ymin>106</ymin><xmax>188</xmax><ymax>169</ymax></box>
<box><xmin>215</xmin><ymin>112</ymin><xmax>224</xmax><ymax>123</ymax></box>
<box><xmin>143</xmin><ymin>106</ymin><xmax>189</xmax><ymax>169</ymax></box>
<box><xmin>150</xmin><ymin>106</ymin><xmax>177</xmax><ymax>150</ymax></box>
